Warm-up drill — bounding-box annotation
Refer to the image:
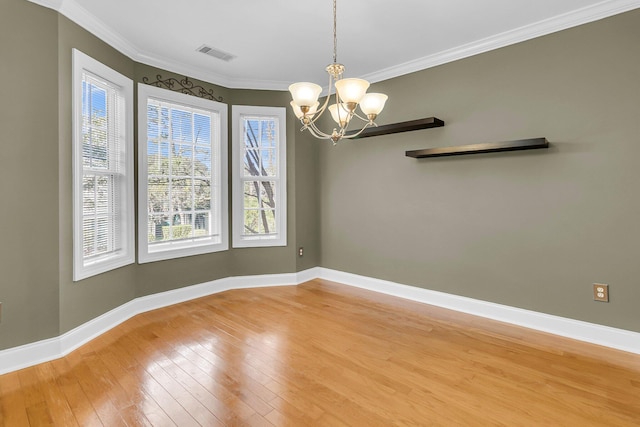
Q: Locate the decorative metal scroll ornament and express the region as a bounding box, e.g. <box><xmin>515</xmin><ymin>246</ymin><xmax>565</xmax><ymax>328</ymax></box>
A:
<box><xmin>142</xmin><ymin>74</ymin><xmax>223</xmax><ymax>102</ymax></box>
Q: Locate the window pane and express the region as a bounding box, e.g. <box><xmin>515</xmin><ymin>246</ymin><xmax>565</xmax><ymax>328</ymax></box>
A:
<box><xmin>82</xmin><ymin>175</ymin><xmax>96</xmax><ymax>215</ymax></box>
<box><xmin>245</xmin><ymin>120</ymin><xmax>259</xmax><ymax>147</ymax></box>
<box><xmin>90</xmin><ymin>127</ymin><xmax>108</xmax><ymax>169</ymax></box>
<box><xmin>170</xmin><ymin>214</ymin><xmax>194</xmax><ymax>240</ymax></box>
<box><xmin>171</xmin><ymin>143</ymin><xmax>193</xmax><ymax>176</ymax></box>
<box><xmin>171</xmin><ymin>109</ymin><xmax>192</xmax><ymax>142</ymax></box>
<box><xmin>96</xmin><ymin>216</ymin><xmax>109</xmax><ymax>253</ymax></box>
<box><xmin>147</xmin><ymin>104</ymin><xmax>160</xmax><ymax>140</ymax></box>
<box><xmin>148</xmin><ymin>177</ymin><xmax>169</xmax><ymax>212</ymax></box>
<box><xmin>148</xmin><ymin>214</ymin><xmax>166</xmax><ymax>243</ymax></box>
<box><xmin>242</xmin><ymin>117</ymin><xmax>278</xmax><ymax>177</ymax></box>
<box><xmin>260</xmin><ymin>119</ymin><xmax>277</xmax><ymax>147</ymax></box>
<box><xmin>194</xmin><ymin>212</ymin><xmax>210</xmax><ymax>235</ymax></box>
<box><xmin>160</xmin><ymin>107</ymin><xmax>170</xmax><ymax>139</ymax></box>
<box><xmin>259</xmin><ymin>181</ymin><xmax>277</xmax><ymax>209</ymax></box>
<box><xmin>261</xmin><ymin>149</ymin><xmax>276</xmax><ymax>176</ymax></box>
<box><xmin>195</xmin><ymin>146</ymin><xmax>211</xmax><ymax>177</ymax></box>
<box><xmin>171</xmin><ymin>178</ymin><xmax>193</xmax><ymax>212</ymax></box>
<box><xmin>82</xmin><ymin>217</ymin><xmax>95</xmax><ymax>256</ymax></box>
<box><xmin>95</xmin><ymin>176</ymin><xmax>110</xmax><ymax>215</ymax></box>
<box><xmin>194</xmin><ymin>177</ymin><xmax>211</xmax><ymax>210</ymax></box>
<box><xmin>194</xmin><ymin>114</ymin><xmax>210</xmax><ymax>144</ymax></box>
<box><xmin>263</xmin><ymin>209</ymin><xmax>276</xmax><ymax>234</ymax></box>
<box><xmin>244</xmin><ymin>209</ymin><xmax>260</xmax><ymax>235</ymax></box>
<box><xmin>149</xmin><ymin>141</ymin><xmax>169</xmax><ymax>176</ymax></box>
<box><xmin>82</xmin><ymin>83</ymin><xmax>109</xmax><ymax>170</ymax></box>
<box><xmin>244</xmin><ymin>181</ymin><xmax>259</xmax><ymax>208</ymax></box>
<box><xmin>244</xmin><ymin>148</ymin><xmax>260</xmax><ymax>177</ymax></box>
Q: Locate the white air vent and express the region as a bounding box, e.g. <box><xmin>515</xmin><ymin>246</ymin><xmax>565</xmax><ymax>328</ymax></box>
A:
<box><xmin>196</xmin><ymin>45</ymin><xmax>236</xmax><ymax>62</ymax></box>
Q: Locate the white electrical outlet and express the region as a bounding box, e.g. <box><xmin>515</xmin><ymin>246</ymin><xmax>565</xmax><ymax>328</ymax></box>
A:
<box><xmin>593</xmin><ymin>284</ymin><xmax>609</xmax><ymax>302</ymax></box>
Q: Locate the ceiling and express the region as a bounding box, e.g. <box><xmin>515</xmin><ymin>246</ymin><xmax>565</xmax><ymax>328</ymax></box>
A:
<box><xmin>30</xmin><ymin>0</ymin><xmax>640</xmax><ymax>90</ymax></box>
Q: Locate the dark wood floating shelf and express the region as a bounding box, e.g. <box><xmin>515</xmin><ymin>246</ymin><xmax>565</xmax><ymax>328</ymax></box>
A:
<box><xmin>406</xmin><ymin>137</ymin><xmax>549</xmax><ymax>159</ymax></box>
<box><xmin>350</xmin><ymin>117</ymin><xmax>445</xmax><ymax>139</ymax></box>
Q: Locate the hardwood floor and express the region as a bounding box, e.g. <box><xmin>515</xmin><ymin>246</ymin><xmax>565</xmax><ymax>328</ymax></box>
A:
<box><xmin>1</xmin><ymin>279</ymin><xmax>639</xmax><ymax>426</ymax></box>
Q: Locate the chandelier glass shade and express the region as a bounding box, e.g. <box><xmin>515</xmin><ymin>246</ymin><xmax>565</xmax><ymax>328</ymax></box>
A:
<box><xmin>288</xmin><ymin>0</ymin><xmax>388</xmax><ymax>144</ymax></box>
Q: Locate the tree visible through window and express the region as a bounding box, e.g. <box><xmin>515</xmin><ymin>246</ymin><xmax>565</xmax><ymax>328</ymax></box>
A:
<box><xmin>81</xmin><ymin>78</ymin><xmax>114</xmax><ymax>259</ymax></box>
<box><xmin>243</xmin><ymin>117</ymin><xmax>278</xmax><ymax>236</ymax></box>
<box><xmin>232</xmin><ymin>106</ymin><xmax>286</xmax><ymax>248</ymax></box>
<box><xmin>146</xmin><ymin>101</ymin><xmax>215</xmax><ymax>245</ymax></box>
<box><xmin>73</xmin><ymin>49</ymin><xmax>134</xmax><ymax>281</ymax></box>
<box><xmin>138</xmin><ymin>84</ymin><xmax>228</xmax><ymax>263</ymax></box>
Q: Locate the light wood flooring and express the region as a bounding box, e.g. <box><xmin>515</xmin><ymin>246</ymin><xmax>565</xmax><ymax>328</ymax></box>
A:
<box><xmin>1</xmin><ymin>279</ymin><xmax>639</xmax><ymax>426</ymax></box>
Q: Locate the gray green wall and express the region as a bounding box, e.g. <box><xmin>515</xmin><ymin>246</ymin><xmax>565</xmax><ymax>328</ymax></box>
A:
<box><xmin>0</xmin><ymin>0</ymin><xmax>319</xmax><ymax>350</ymax></box>
<box><xmin>57</xmin><ymin>14</ymin><xmax>138</xmax><ymax>336</ymax></box>
<box><xmin>0</xmin><ymin>0</ymin><xmax>60</xmax><ymax>349</ymax></box>
<box><xmin>1</xmin><ymin>0</ymin><xmax>638</xmax><ymax>352</ymax></box>
<box><xmin>319</xmin><ymin>9</ymin><xmax>640</xmax><ymax>332</ymax></box>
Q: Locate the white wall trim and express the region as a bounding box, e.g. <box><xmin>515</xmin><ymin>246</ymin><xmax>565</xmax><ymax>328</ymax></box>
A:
<box><xmin>364</xmin><ymin>0</ymin><xmax>640</xmax><ymax>84</ymax></box>
<box><xmin>315</xmin><ymin>268</ymin><xmax>640</xmax><ymax>356</ymax></box>
<box><xmin>0</xmin><ymin>270</ymin><xmax>310</xmax><ymax>375</ymax></box>
<box><xmin>1</xmin><ymin>266</ymin><xmax>637</xmax><ymax>375</ymax></box>
<box><xmin>27</xmin><ymin>0</ymin><xmax>640</xmax><ymax>90</ymax></box>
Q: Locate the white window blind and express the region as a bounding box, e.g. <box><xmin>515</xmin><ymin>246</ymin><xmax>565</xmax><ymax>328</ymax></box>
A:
<box><xmin>73</xmin><ymin>49</ymin><xmax>134</xmax><ymax>281</ymax></box>
<box><xmin>138</xmin><ymin>84</ymin><xmax>228</xmax><ymax>263</ymax></box>
<box><xmin>232</xmin><ymin>106</ymin><xmax>287</xmax><ymax>248</ymax></box>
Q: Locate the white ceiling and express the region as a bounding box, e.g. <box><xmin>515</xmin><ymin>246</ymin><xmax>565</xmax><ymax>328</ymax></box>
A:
<box><xmin>30</xmin><ymin>0</ymin><xmax>640</xmax><ymax>90</ymax></box>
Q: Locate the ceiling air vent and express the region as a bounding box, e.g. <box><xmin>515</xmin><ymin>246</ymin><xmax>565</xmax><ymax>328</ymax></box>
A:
<box><xmin>196</xmin><ymin>45</ymin><xmax>236</xmax><ymax>62</ymax></box>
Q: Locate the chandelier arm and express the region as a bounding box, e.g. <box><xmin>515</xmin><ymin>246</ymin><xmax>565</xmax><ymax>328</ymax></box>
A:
<box><xmin>350</xmin><ymin>110</ymin><xmax>372</xmax><ymax>123</ymax></box>
<box><xmin>307</xmin><ymin>121</ymin><xmax>334</xmax><ymax>139</ymax></box>
<box><xmin>339</xmin><ymin>121</ymin><xmax>375</xmax><ymax>139</ymax></box>
<box><xmin>316</xmin><ymin>73</ymin><xmax>336</xmax><ymax>117</ymax></box>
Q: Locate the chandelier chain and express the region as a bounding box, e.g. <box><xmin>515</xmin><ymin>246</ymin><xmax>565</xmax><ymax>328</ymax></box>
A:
<box><xmin>333</xmin><ymin>0</ymin><xmax>337</xmax><ymax>63</ymax></box>
<box><xmin>288</xmin><ymin>0</ymin><xmax>388</xmax><ymax>143</ymax></box>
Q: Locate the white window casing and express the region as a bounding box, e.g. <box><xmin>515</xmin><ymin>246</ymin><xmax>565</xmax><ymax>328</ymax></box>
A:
<box><xmin>232</xmin><ymin>106</ymin><xmax>287</xmax><ymax>248</ymax></box>
<box><xmin>72</xmin><ymin>49</ymin><xmax>135</xmax><ymax>281</ymax></box>
<box><xmin>138</xmin><ymin>84</ymin><xmax>228</xmax><ymax>263</ymax></box>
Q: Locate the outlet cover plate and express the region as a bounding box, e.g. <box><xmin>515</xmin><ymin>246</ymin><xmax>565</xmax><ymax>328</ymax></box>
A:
<box><xmin>593</xmin><ymin>283</ymin><xmax>609</xmax><ymax>302</ymax></box>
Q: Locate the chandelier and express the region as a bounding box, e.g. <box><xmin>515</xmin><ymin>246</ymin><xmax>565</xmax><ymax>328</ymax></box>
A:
<box><xmin>288</xmin><ymin>0</ymin><xmax>388</xmax><ymax>144</ymax></box>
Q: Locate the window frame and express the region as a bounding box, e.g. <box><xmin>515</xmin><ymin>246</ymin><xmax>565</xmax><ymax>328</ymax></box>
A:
<box><xmin>232</xmin><ymin>105</ymin><xmax>287</xmax><ymax>248</ymax></box>
<box><xmin>72</xmin><ymin>49</ymin><xmax>135</xmax><ymax>281</ymax></box>
<box><xmin>137</xmin><ymin>84</ymin><xmax>228</xmax><ymax>263</ymax></box>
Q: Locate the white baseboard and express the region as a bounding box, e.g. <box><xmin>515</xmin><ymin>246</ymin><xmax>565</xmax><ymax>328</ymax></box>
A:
<box><xmin>315</xmin><ymin>267</ymin><xmax>640</xmax><ymax>355</ymax></box>
<box><xmin>1</xmin><ymin>266</ymin><xmax>638</xmax><ymax>375</ymax></box>
<box><xmin>0</xmin><ymin>270</ymin><xmax>309</xmax><ymax>375</ymax></box>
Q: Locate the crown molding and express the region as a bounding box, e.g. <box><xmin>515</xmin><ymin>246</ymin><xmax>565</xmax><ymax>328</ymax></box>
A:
<box><xmin>59</xmin><ymin>0</ymin><xmax>139</xmax><ymax>59</ymax></box>
<box><xmin>135</xmin><ymin>52</ymin><xmax>289</xmax><ymax>91</ymax></box>
<box><xmin>28</xmin><ymin>0</ymin><xmax>291</xmax><ymax>90</ymax></box>
<box><xmin>26</xmin><ymin>0</ymin><xmax>63</xmax><ymax>9</ymax></box>
<box><xmin>363</xmin><ymin>0</ymin><xmax>640</xmax><ymax>84</ymax></box>
<box><xmin>25</xmin><ymin>0</ymin><xmax>640</xmax><ymax>89</ymax></box>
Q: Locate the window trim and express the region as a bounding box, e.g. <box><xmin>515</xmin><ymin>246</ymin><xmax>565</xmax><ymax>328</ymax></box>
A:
<box><xmin>72</xmin><ymin>49</ymin><xmax>135</xmax><ymax>281</ymax></box>
<box><xmin>232</xmin><ymin>105</ymin><xmax>287</xmax><ymax>248</ymax></box>
<box><xmin>137</xmin><ymin>84</ymin><xmax>229</xmax><ymax>263</ymax></box>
